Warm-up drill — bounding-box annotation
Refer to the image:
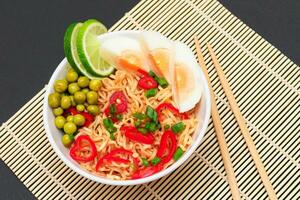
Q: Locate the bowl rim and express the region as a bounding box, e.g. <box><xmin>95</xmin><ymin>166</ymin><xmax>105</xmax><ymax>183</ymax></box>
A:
<box><xmin>43</xmin><ymin>31</ymin><xmax>211</xmax><ymax>186</ymax></box>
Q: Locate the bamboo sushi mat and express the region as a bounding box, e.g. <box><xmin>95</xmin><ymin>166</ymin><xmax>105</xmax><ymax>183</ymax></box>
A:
<box><xmin>1</xmin><ymin>0</ymin><xmax>300</xmax><ymax>199</ymax></box>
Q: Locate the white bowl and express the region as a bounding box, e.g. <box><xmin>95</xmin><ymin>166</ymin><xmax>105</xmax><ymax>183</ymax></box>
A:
<box><xmin>43</xmin><ymin>31</ymin><xmax>211</xmax><ymax>186</ymax></box>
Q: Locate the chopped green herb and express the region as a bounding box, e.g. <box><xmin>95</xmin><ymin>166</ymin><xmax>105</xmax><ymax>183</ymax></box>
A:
<box><xmin>164</xmin><ymin>124</ymin><xmax>170</xmax><ymax>130</ymax></box>
<box><xmin>145</xmin><ymin>122</ymin><xmax>151</xmax><ymax>130</ymax></box>
<box><xmin>155</xmin><ymin>77</ymin><xmax>169</xmax><ymax>88</ymax></box>
<box><xmin>173</xmin><ymin>147</ymin><xmax>184</xmax><ymax>161</ymax></box>
<box><xmin>109</xmin><ymin>104</ymin><xmax>117</xmax><ymax>115</ymax></box>
<box><xmin>109</xmin><ymin>132</ymin><xmax>115</xmax><ymax>140</ymax></box>
<box><xmin>134</xmin><ymin>120</ymin><xmax>142</xmax><ymax>128</ymax></box>
<box><xmin>149</xmin><ymin>123</ymin><xmax>158</xmax><ymax>132</ymax></box>
<box><xmin>145</xmin><ymin>88</ymin><xmax>158</xmax><ymax>98</ymax></box>
<box><xmin>103</xmin><ymin>118</ymin><xmax>117</xmax><ymax>140</ymax></box>
<box><xmin>132</xmin><ymin>112</ymin><xmax>147</xmax><ymax>120</ymax></box>
<box><xmin>107</xmin><ymin>126</ymin><xmax>117</xmax><ymax>133</ymax></box>
<box><xmin>151</xmin><ymin>157</ymin><xmax>161</xmax><ymax>165</ymax></box>
<box><xmin>103</xmin><ymin>118</ymin><xmax>114</xmax><ymax>129</ymax></box>
<box><xmin>148</xmin><ymin>70</ymin><xmax>156</xmax><ymax>78</ymax></box>
<box><xmin>116</xmin><ymin>114</ymin><xmax>122</xmax><ymax>120</ymax></box>
<box><xmin>142</xmin><ymin>158</ymin><xmax>149</xmax><ymax>167</ymax></box>
<box><xmin>145</xmin><ymin>122</ymin><xmax>157</xmax><ymax>132</ymax></box>
<box><xmin>146</xmin><ymin>106</ymin><xmax>154</xmax><ymax>117</ymax></box>
<box><xmin>146</xmin><ymin>106</ymin><xmax>158</xmax><ymax>123</ymax></box>
<box><xmin>171</xmin><ymin>122</ymin><xmax>186</xmax><ymax>134</ymax></box>
<box><xmin>148</xmin><ymin>70</ymin><xmax>169</xmax><ymax>88</ymax></box>
<box><xmin>137</xmin><ymin>127</ymin><xmax>148</xmax><ymax>134</ymax></box>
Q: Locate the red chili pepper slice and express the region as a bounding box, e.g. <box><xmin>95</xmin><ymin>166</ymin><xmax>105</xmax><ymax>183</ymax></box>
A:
<box><xmin>137</xmin><ymin>69</ymin><xmax>149</xmax><ymax>77</ymax></box>
<box><xmin>64</xmin><ymin>107</ymin><xmax>78</xmax><ymax>116</ymax></box>
<box><xmin>104</xmin><ymin>109</ymin><xmax>120</xmax><ymax>122</ymax></box>
<box><xmin>109</xmin><ymin>91</ymin><xmax>128</xmax><ymax>113</ymax></box>
<box><xmin>69</xmin><ymin>135</ymin><xmax>97</xmax><ymax>162</ymax></box>
<box><xmin>131</xmin><ymin>163</ymin><xmax>164</xmax><ymax>179</ymax></box>
<box><xmin>156</xmin><ymin>103</ymin><xmax>189</xmax><ymax>121</ymax></box>
<box><xmin>120</xmin><ymin>126</ymin><xmax>155</xmax><ymax>145</ymax></box>
<box><xmin>156</xmin><ymin>130</ymin><xmax>177</xmax><ymax>164</ymax></box>
<box><xmin>138</xmin><ymin>76</ymin><xmax>158</xmax><ymax>89</ymax></box>
<box><xmin>104</xmin><ymin>107</ymin><xmax>119</xmax><ymax>122</ymax></box>
<box><xmin>80</xmin><ymin>112</ymin><xmax>95</xmax><ymax>127</ymax></box>
<box><xmin>133</xmin><ymin>157</ymin><xmax>140</xmax><ymax>169</ymax></box>
<box><xmin>95</xmin><ymin>156</ymin><xmax>130</xmax><ymax>171</ymax></box>
<box><xmin>95</xmin><ymin>148</ymin><xmax>134</xmax><ymax>171</ymax></box>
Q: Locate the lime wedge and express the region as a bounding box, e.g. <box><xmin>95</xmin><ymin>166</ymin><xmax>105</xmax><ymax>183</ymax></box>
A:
<box><xmin>64</xmin><ymin>22</ymin><xmax>100</xmax><ymax>79</ymax></box>
<box><xmin>77</xmin><ymin>19</ymin><xmax>114</xmax><ymax>77</ymax></box>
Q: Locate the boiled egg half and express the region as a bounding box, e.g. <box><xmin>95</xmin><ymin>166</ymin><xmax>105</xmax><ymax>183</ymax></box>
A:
<box><xmin>140</xmin><ymin>31</ymin><xmax>174</xmax><ymax>83</ymax></box>
<box><xmin>98</xmin><ymin>35</ymin><xmax>150</xmax><ymax>73</ymax></box>
<box><xmin>172</xmin><ymin>41</ymin><xmax>202</xmax><ymax>112</ymax></box>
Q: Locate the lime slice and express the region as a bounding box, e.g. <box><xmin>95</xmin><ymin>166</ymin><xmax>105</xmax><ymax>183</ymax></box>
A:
<box><xmin>77</xmin><ymin>19</ymin><xmax>114</xmax><ymax>77</ymax></box>
<box><xmin>64</xmin><ymin>22</ymin><xmax>100</xmax><ymax>79</ymax></box>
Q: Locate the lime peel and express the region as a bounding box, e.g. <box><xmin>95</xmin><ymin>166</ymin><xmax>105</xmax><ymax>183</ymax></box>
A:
<box><xmin>77</xmin><ymin>19</ymin><xmax>114</xmax><ymax>77</ymax></box>
<box><xmin>64</xmin><ymin>22</ymin><xmax>101</xmax><ymax>79</ymax></box>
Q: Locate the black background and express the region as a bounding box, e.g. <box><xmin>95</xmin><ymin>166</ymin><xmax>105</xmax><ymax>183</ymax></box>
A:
<box><xmin>0</xmin><ymin>0</ymin><xmax>299</xmax><ymax>199</ymax></box>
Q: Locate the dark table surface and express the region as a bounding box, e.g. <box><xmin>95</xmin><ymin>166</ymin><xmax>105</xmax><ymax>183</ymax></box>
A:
<box><xmin>0</xmin><ymin>0</ymin><xmax>299</xmax><ymax>199</ymax></box>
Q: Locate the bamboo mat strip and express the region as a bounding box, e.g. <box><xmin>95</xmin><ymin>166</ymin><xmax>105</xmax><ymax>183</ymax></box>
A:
<box><xmin>1</xmin><ymin>0</ymin><xmax>299</xmax><ymax>199</ymax></box>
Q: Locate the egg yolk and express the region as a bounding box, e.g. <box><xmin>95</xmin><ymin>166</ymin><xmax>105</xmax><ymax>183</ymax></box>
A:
<box><xmin>150</xmin><ymin>48</ymin><xmax>170</xmax><ymax>76</ymax></box>
<box><xmin>175</xmin><ymin>63</ymin><xmax>194</xmax><ymax>102</ymax></box>
<box><xmin>118</xmin><ymin>50</ymin><xmax>142</xmax><ymax>72</ymax></box>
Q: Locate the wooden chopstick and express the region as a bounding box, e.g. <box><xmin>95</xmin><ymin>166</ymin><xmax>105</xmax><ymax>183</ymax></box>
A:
<box><xmin>206</xmin><ymin>43</ymin><xmax>278</xmax><ymax>200</ymax></box>
<box><xmin>194</xmin><ymin>36</ymin><xmax>241</xmax><ymax>200</ymax></box>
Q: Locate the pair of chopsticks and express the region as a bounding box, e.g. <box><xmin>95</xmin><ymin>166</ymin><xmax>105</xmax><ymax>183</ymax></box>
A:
<box><xmin>193</xmin><ymin>36</ymin><xmax>277</xmax><ymax>200</ymax></box>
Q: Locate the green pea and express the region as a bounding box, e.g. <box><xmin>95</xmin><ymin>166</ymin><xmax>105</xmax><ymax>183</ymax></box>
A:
<box><xmin>81</xmin><ymin>88</ymin><xmax>90</xmax><ymax>94</ymax></box>
<box><xmin>87</xmin><ymin>105</ymin><xmax>100</xmax><ymax>115</ymax></box>
<box><xmin>55</xmin><ymin>116</ymin><xmax>66</xmax><ymax>129</ymax></box>
<box><xmin>61</xmin><ymin>134</ymin><xmax>74</xmax><ymax>147</ymax></box>
<box><xmin>60</xmin><ymin>93</ymin><xmax>68</xmax><ymax>98</ymax></box>
<box><xmin>48</xmin><ymin>93</ymin><xmax>61</xmax><ymax>108</ymax></box>
<box><xmin>52</xmin><ymin>92</ymin><xmax>61</xmax><ymax>98</ymax></box>
<box><xmin>67</xmin><ymin>115</ymin><xmax>74</xmax><ymax>122</ymax></box>
<box><xmin>66</xmin><ymin>69</ymin><xmax>78</xmax><ymax>83</ymax></box>
<box><xmin>68</xmin><ymin>83</ymin><xmax>80</xmax><ymax>94</ymax></box>
<box><xmin>86</xmin><ymin>91</ymin><xmax>98</xmax><ymax>104</ymax></box>
<box><xmin>77</xmin><ymin>76</ymin><xmax>90</xmax><ymax>88</ymax></box>
<box><xmin>63</xmin><ymin>122</ymin><xmax>77</xmax><ymax>134</ymax></box>
<box><xmin>54</xmin><ymin>80</ymin><xmax>68</xmax><ymax>93</ymax></box>
<box><xmin>61</xmin><ymin>96</ymin><xmax>71</xmax><ymax>109</ymax></box>
<box><xmin>76</xmin><ymin>104</ymin><xmax>85</xmax><ymax>112</ymax></box>
<box><xmin>73</xmin><ymin>114</ymin><xmax>86</xmax><ymax>126</ymax></box>
<box><xmin>69</xmin><ymin>95</ymin><xmax>76</xmax><ymax>106</ymax></box>
<box><xmin>53</xmin><ymin>107</ymin><xmax>64</xmax><ymax>116</ymax></box>
<box><xmin>89</xmin><ymin>79</ymin><xmax>102</xmax><ymax>91</ymax></box>
<box><xmin>74</xmin><ymin>91</ymin><xmax>86</xmax><ymax>104</ymax></box>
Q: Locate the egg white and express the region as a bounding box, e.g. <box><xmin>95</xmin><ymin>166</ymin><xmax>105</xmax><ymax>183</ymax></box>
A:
<box><xmin>141</xmin><ymin>31</ymin><xmax>172</xmax><ymax>52</ymax></box>
<box><xmin>140</xmin><ymin>31</ymin><xmax>174</xmax><ymax>83</ymax></box>
<box><xmin>173</xmin><ymin>41</ymin><xmax>202</xmax><ymax>112</ymax></box>
<box><xmin>98</xmin><ymin>35</ymin><xmax>150</xmax><ymax>72</ymax></box>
